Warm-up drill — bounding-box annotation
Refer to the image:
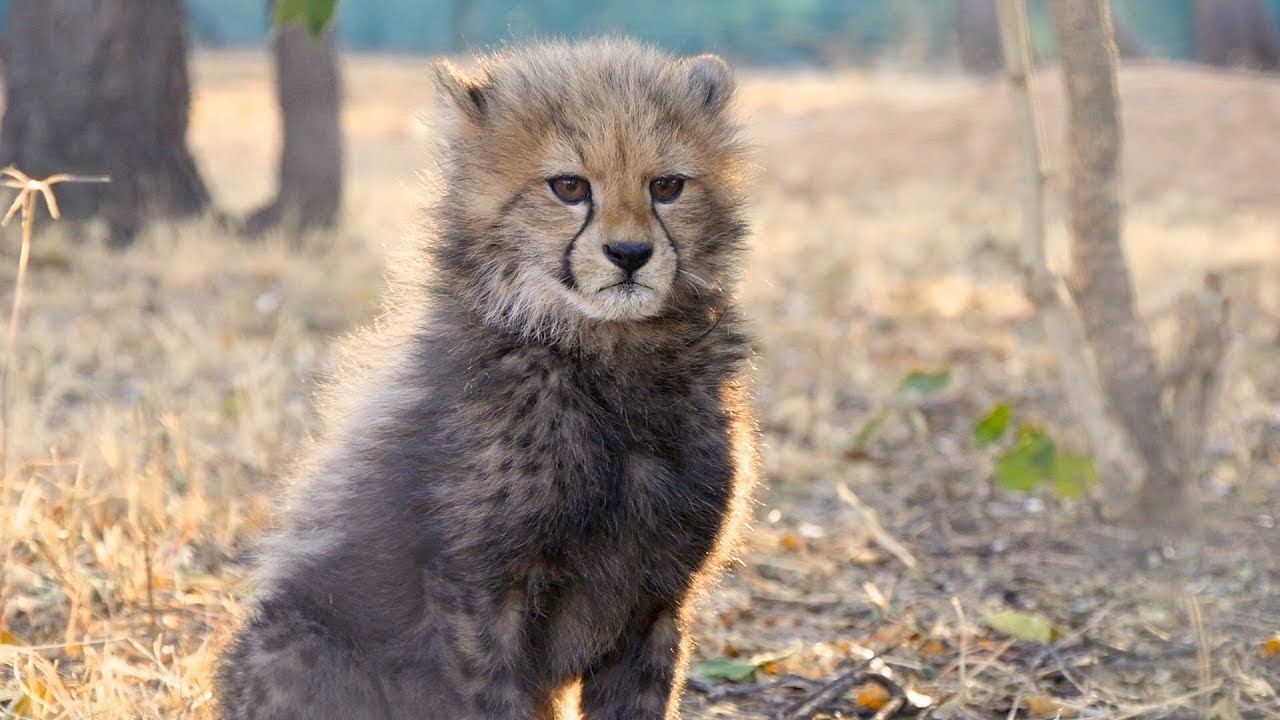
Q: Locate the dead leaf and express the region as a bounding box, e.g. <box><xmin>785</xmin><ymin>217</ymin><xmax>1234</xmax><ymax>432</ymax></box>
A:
<box><xmin>1263</xmin><ymin>635</ymin><xmax>1280</xmax><ymax>659</ymax></box>
<box><xmin>855</xmin><ymin>681</ymin><xmax>891</xmax><ymax>710</ymax></box>
<box><xmin>985</xmin><ymin>610</ymin><xmax>1054</xmax><ymax>643</ymax></box>
<box><xmin>918</xmin><ymin>638</ymin><xmax>949</xmax><ymax>656</ymax></box>
<box><xmin>869</xmin><ymin>624</ymin><xmax>910</xmax><ymax>646</ymax></box>
<box><xmin>1025</xmin><ymin>694</ymin><xmax>1069</xmax><ymax>716</ymax></box>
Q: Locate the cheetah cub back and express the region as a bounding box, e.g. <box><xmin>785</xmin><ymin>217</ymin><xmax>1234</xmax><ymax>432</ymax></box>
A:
<box><xmin>217</xmin><ymin>37</ymin><xmax>758</xmax><ymax>720</ymax></box>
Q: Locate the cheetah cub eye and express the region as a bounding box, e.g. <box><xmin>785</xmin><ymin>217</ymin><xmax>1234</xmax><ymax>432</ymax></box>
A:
<box><xmin>550</xmin><ymin>176</ymin><xmax>591</xmax><ymax>204</ymax></box>
<box><xmin>649</xmin><ymin>176</ymin><xmax>686</xmax><ymax>203</ymax></box>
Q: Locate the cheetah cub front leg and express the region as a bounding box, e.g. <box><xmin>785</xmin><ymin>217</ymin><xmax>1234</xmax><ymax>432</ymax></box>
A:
<box><xmin>578</xmin><ymin>611</ymin><xmax>688</xmax><ymax>720</ymax></box>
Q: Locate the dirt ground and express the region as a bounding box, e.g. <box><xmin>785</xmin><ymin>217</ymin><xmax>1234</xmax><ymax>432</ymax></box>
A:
<box><xmin>0</xmin><ymin>51</ymin><xmax>1278</xmax><ymax>718</ymax></box>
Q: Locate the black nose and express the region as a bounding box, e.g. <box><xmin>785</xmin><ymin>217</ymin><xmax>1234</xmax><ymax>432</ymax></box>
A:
<box><xmin>603</xmin><ymin>242</ymin><xmax>653</xmax><ymax>274</ymax></box>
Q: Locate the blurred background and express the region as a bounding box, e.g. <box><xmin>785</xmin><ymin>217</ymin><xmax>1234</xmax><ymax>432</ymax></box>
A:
<box><xmin>38</xmin><ymin>0</ymin><xmax>1280</xmax><ymax>64</ymax></box>
<box><xmin>0</xmin><ymin>1</ymin><xmax>1278</xmax><ymax>718</ymax></box>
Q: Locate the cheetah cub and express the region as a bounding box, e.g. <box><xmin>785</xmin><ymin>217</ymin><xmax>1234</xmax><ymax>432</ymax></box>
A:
<box><xmin>217</xmin><ymin>37</ymin><xmax>758</xmax><ymax>720</ymax></box>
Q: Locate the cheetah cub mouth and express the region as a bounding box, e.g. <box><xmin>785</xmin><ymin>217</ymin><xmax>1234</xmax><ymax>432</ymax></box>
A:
<box><xmin>433</xmin><ymin>45</ymin><xmax>745</xmax><ymax>328</ymax></box>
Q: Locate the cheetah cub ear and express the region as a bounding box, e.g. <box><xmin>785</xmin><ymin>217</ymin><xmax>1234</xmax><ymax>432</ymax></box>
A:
<box><xmin>683</xmin><ymin>54</ymin><xmax>735</xmax><ymax>113</ymax></box>
<box><xmin>432</xmin><ymin>59</ymin><xmax>491</xmax><ymax>123</ymax></box>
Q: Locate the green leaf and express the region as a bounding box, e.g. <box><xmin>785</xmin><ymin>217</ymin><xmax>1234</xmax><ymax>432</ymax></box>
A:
<box><xmin>898</xmin><ymin>368</ymin><xmax>950</xmax><ymax>397</ymax></box>
<box><xmin>973</xmin><ymin>403</ymin><xmax>1012</xmax><ymax>447</ymax></box>
<box><xmin>275</xmin><ymin>0</ymin><xmax>338</xmax><ymax>35</ymax></box>
<box><xmin>689</xmin><ymin>646</ymin><xmax>797</xmax><ymax>684</ymax></box>
<box><xmin>1013</xmin><ymin>422</ymin><xmax>1044</xmax><ymax>442</ymax></box>
<box><xmin>850</xmin><ymin>411</ymin><xmax>888</xmax><ymax>453</ymax></box>
<box><xmin>688</xmin><ymin>657</ymin><xmax>763</xmax><ymax>683</ymax></box>
<box><xmin>994</xmin><ymin>425</ymin><xmax>1055</xmax><ymax>492</ymax></box>
<box><xmin>986</xmin><ymin>610</ymin><xmax>1055</xmax><ymax>643</ymax></box>
<box><xmin>1050</xmin><ymin>452</ymin><xmax>1097</xmax><ymax>500</ymax></box>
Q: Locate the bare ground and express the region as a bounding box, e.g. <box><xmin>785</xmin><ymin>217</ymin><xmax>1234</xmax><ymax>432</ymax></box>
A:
<box><xmin>0</xmin><ymin>52</ymin><xmax>1278</xmax><ymax>718</ymax></box>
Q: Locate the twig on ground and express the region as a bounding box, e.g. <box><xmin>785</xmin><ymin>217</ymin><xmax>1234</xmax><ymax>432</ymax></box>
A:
<box><xmin>688</xmin><ymin>674</ymin><xmax>818</xmax><ymax>703</ymax></box>
<box><xmin>0</xmin><ymin>635</ymin><xmax>129</xmax><ymax>656</ymax></box>
<box><xmin>1029</xmin><ymin>643</ymin><xmax>1088</xmax><ymax>698</ymax></box>
<box><xmin>869</xmin><ymin>694</ymin><xmax>906</xmax><ymax>720</ymax></box>
<box><xmin>1006</xmin><ymin>687</ymin><xmax>1024</xmax><ymax>720</ymax></box>
<box><xmin>1107</xmin><ymin>685</ymin><xmax>1222</xmax><ymax>720</ymax></box>
<box><xmin>951</xmin><ymin>597</ymin><xmax>971</xmax><ymax>704</ymax></box>
<box><xmin>776</xmin><ymin>665</ymin><xmax>909</xmax><ymax>720</ymax></box>
<box><xmin>836</xmin><ymin>482</ymin><xmax>917</xmax><ymax>570</ymax></box>
<box><xmin>776</xmin><ymin>666</ymin><xmax>866</xmax><ymax>719</ymax></box>
<box><xmin>964</xmin><ymin>637</ymin><xmax>1017</xmax><ymax>688</ymax></box>
<box><xmin>1186</xmin><ymin>593</ymin><xmax>1213</xmax><ymax>720</ymax></box>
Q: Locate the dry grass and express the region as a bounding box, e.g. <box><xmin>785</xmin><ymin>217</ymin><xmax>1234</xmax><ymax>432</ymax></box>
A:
<box><xmin>1</xmin><ymin>50</ymin><xmax>1279</xmax><ymax>718</ymax></box>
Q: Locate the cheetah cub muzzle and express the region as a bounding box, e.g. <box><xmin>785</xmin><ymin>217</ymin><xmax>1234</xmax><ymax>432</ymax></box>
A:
<box><xmin>217</xmin><ymin>37</ymin><xmax>759</xmax><ymax>720</ymax></box>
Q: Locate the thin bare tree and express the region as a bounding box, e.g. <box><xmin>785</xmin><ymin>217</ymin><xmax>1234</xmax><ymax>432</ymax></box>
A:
<box><xmin>994</xmin><ymin>0</ymin><xmax>1229</xmax><ymax>534</ymax></box>
<box><xmin>962</xmin><ymin>0</ymin><xmax>1143</xmax><ymax>75</ymax></box>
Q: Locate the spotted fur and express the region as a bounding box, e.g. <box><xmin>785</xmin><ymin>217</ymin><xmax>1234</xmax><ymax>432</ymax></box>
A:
<box><xmin>217</xmin><ymin>37</ymin><xmax>758</xmax><ymax>720</ymax></box>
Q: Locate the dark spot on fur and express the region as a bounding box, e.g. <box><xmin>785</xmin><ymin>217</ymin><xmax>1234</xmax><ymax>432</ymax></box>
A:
<box><xmin>296</xmin><ymin>646</ymin><xmax>319</xmax><ymax>669</ymax></box>
<box><xmin>488</xmin><ymin>486</ymin><xmax>511</xmax><ymax>507</ymax></box>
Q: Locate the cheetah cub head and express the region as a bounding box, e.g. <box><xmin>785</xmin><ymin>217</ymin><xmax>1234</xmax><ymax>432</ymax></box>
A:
<box><xmin>430</xmin><ymin>39</ymin><xmax>749</xmax><ymax>337</ymax></box>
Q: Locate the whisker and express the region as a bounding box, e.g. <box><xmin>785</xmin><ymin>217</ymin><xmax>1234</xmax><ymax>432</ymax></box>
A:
<box><xmin>679</xmin><ymin>268</ymin><xmax>713</xmax><ymax>298</ymax></box>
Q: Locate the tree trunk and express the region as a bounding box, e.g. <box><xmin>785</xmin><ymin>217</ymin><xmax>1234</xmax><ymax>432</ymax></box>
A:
<box><xmin>994</xmin><ymin>0</ymin><xmax>1144</xmax><ymax>519</ymax></box>
<box><xmin>957</xmin><ymin>0</ymin><xmax>1005</xmax><ymax>74</ymax></box>
<box><xmin>0</xmin><ymin>0</ymin><xmax>210</xmax><ymax>246</ymax></box>
<box><xmin>958</xmin><ymin>0</ymin><xmax>1143</xmax><ymax>75</ymax></box>
<box><xmin>1049</xmin><ymin>0</ymin><xmax>1192</xmax><ymax>530</ymax></box>
<box><xmin>1195</xmin><ymin>0</ymin><xmax>1280</xmax><ymax>70</ymax></box>
<box><xmin>243</xmin><ymin>20</ymin><xmax>343</xmax><ymax>239</ymax></box>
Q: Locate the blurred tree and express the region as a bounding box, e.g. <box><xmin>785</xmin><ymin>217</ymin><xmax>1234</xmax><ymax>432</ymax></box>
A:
<box><xmin>959</xmin><ymin>0</ymin><xmax>1143</xmax><ymax>74</ymax></box>
<box><xmin>0</xmin><ymin>0</ymin><xmax>210</xmax><ymax>246</ymax></box>
<box><xmin>243</xmin><ymin>11</ymin><xmax>343</xmax><ymax>238</ymax></box>
<box><xmin>957</xmin><ymin>0</ymin><xmax>1004</xmax><ymax>73</ymax></box>
<box><xmin>1195</xmin><ymin>0</ymin><xmax>1280</xmax><ymax>70</ymax></box>
<box><xmin>1044</xmin><ymin>0</ymin><xmax>1227</xmax><ymax>531</ymax></box>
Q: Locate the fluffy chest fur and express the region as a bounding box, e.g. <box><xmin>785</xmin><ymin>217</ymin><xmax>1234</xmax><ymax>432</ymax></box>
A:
<box><xmin>323</xmin><ymin>320</ymin><xmax>755</xmax><ymax>684</ymax></box>
<box><xmin>434</xmin><ymin>336</ymin><xmax>737</xmax><ymax>563</ymax></box>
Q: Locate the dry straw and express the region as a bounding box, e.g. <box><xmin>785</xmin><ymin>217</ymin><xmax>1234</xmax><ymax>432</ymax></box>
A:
<box><xmin>0</xmin><ymin>166</ymin><xmax>109</xmax><ymax>643</ymax></box>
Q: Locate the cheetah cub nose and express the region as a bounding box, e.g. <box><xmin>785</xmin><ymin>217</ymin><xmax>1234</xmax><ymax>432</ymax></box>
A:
<box><xmin>603</xmin><ymin>242</ymin><xmax>653</xmax><ymax>274</ymax></box>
